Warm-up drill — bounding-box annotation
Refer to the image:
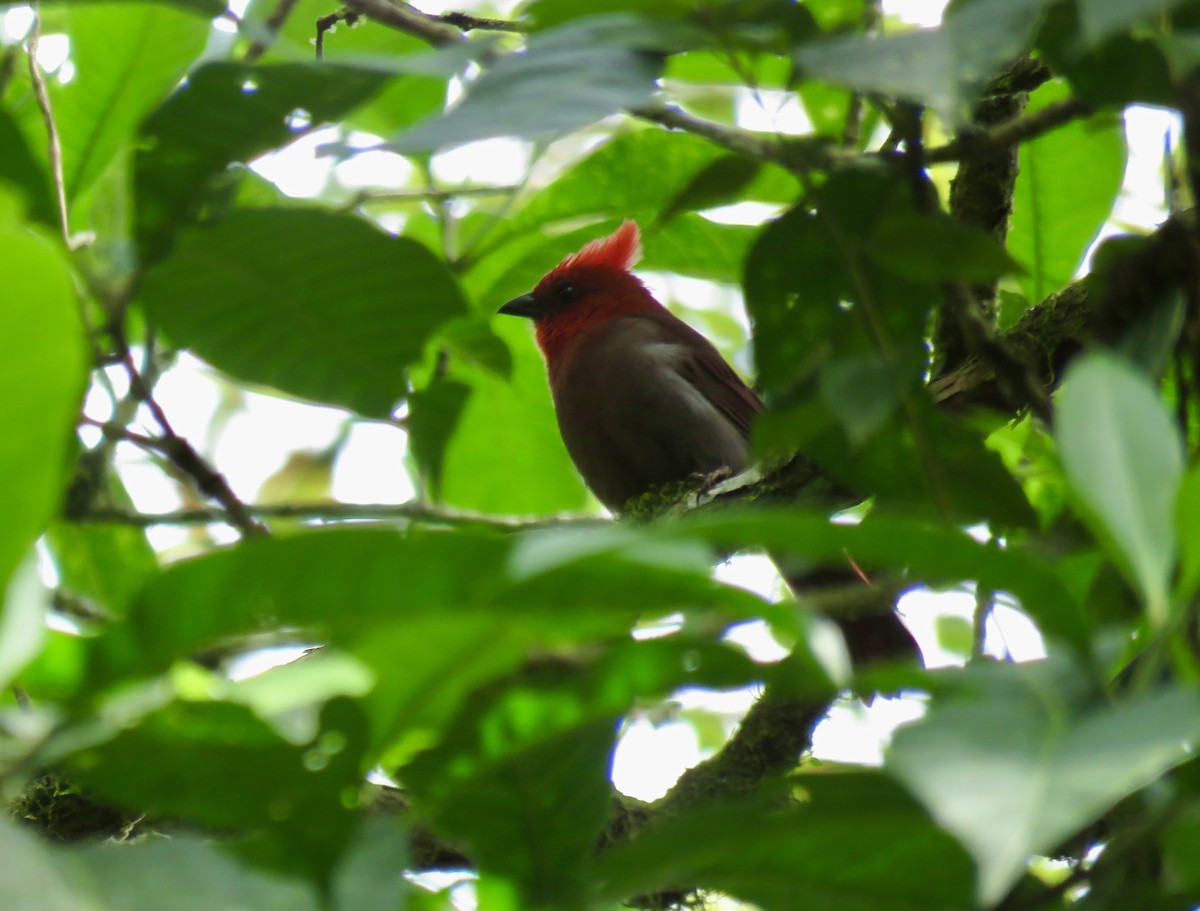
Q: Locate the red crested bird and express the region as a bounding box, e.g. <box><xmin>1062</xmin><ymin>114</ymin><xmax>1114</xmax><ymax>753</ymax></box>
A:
<box><xmin>499</xmin><ymin>220</ymin><xmax>917</xmax><ymax>664</ymax></box>
<box><xmin>498</xmin><ymin>220</ymin><xmax>759</xmax><ymax>512</ymax></box>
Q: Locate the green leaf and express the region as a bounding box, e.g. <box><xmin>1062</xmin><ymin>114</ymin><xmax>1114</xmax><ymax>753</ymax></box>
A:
<box><xmin>439</xmin><ymin>321</ymin><xmax>590</xmax><ymax>514</ymax></box>
<box><xmin>388</xmin><ymin>15</ymin><xmax>680</xmax><ymax>151</ymax></box>
<box><xmin>1055</xmin><ymin>351</ymin><xmax>1184</xmax><ymax>625</ymax></box>
<box><xmin>796</xmin><ymin>0</ymin><xmax>1053</xmax><ymax>123</ymax></box>
<box><xmin>888</xmin><ymin>664</ymin><xmax>1200</xmax><ymax>904</ymax></box>
<box><xmin>57</xmin><ymin>2</ymin><xmax>209</xmax><ymax>202</ymax></box>
<box><xmin>596</xmin><ymin>776</ymin><xmax>974</xmax><ymax>909</ymax></box>
<box><xmin>407</xmin><ymin>376</ymin><xmax>471</xmax><ymax>499</ymax></box>
<box><xmin>139</xmin><ymin>207</ymin><xmax>467</xmax><ymax>417</ymax></box>
<box><xmin>0</xmin><ymin>220</ymin><xmax>86</xmax><ymax>596</ymax></box>
<box><xmin>1008</xmin><ymin>81</ymin><xmax>1125</xmax><ymax>303</ymax></box>
<box><xmin>1079</xmin><ymin>0</ymin><xmax>1193</xmax><ymax>45</ymax></box>
<box><xmin>870</xmin><ymin>211</ymin><xmax>1020</xmax><ymax>284</ymax></box>
<box><xmin>135</xmin><ymin>62</ymin><xmax>390</xmax><ymax>261</ymax></box>
<box><xmin>1174</xmin><ymin>461</ymin><xmax>1200</xmax><ymax>603</ymax></box>
<box><xmin>506</xmin><ymin>130</ymin><xmax>729</xmax><ymax>235</ymax></box>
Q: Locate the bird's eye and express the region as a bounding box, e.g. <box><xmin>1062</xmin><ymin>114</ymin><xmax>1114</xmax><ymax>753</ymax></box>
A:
<box><xmin>556</xmin><ymin>284</ymin><xmax>578</xmax><ymax>302</ymax></box>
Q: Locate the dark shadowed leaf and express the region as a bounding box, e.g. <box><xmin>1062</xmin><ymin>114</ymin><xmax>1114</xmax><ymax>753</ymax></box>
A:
<box><xmin>888</xmin><ymin>661</ymin><xmax>1200</xmax><ymax>904</ymax></box>
<box><xmin>0</xmin><ymin>112</ymin><xmax>55</xmax><ymax>226</ymax></box>
<box><xmin>407</xmin><ymin>376</ymin><xmax>472</xmax><ymax>498</ymax></box>
<box><xmin>139</xmin><ymin>207</ymin><xmax>467</xmax><ymax>417</ymax></box>
<box><xmin>657</xmin><ymin>154</ymin><xmax>763</xmax><ymax>224</ymax></box>
<box><xmin>409</xmin><ymin>720</ymin><xmax>616</xmax><ymax>909</ymax></box>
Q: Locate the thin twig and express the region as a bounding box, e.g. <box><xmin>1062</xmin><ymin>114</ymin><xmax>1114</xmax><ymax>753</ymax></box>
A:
<box><xmin>341</xmin><ymin>0</ymin><xmax>465</xmax><ymax>47</ymax></box>
<box><xmin>343</xmin><ymin>184</ymin><xmax>516</xmax><ymax>210</ymax></box>
<box><xmin>26</xmin><ymin>9</ymin><xmax>69</xmax><ymax>245</ymax></box>
<box><xmin>925</xmin><ymin>96</ymin><xmax>1092</xmax><ymax>164</ymax></box>
<box><xmin>631</xmin><ymin>103</ymin><xmax>845</xmax><ymax>175</ymax></box>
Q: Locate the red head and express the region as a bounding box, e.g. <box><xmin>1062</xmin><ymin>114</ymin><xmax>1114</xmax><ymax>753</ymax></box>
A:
<box><xmin>498</xmin><ymin>221</ymin><xmax>664</xmax><ymax>367</ymax></box>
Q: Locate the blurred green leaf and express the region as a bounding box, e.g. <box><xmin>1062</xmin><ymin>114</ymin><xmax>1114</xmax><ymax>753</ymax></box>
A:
<box><xmin>818</xmin><ymin>355</ymin><xmax>905</xmax><ymax>446</ymax></box>
<box><xmin>888</xmin><ymin>663</ymin><xmax>1200</xmax><ymax>904</ymax></box>
<box><xmin>0</xmin><ymin>819</ymin><xmax>94</xmax><ymax>911</ymax></box>
<box><xmin>81</xmin><ymin>835</ymin><xmax>321</xmax><ymax>910</ymax></box>
<box><xmin>47</xmin><ymin>473</ymin><xmax>158</xmax><ymax>615</ymax></box>
<box><xmin>596</xmin><ymin>775</ymin><xmax>974</xmax><ymax>908</ymax></box>
<box><xmin>1008</xmin><ymin>81</ymin><xmax>1125</xmax><ymax>303</ymax></box>
<box><xmin>1079</xmin><ymin>0</ymin><xmax>1193</xmax><ymax>45</ymax></box>
<box><xmin>870</xmin><ymin>211</ymin><xmax>1020</xmax><ymax>284</ymax></box>
<box><xmin>0</xmin><ymin>219</ymin><xmax>86</xmax><ymax>602</ymax></box>
<box><xmin>135</xmin><ymin>62</ymin><xmax>390</xmax><ymax>261</ymax></box>
<box><xmin>41</xmin><ymin>0</ymin><xmax>224</xmax><ymax>13</ymax></box>
<box><xmin>796</xmin><ymin>0</ymin><xmax>1052</xmax><ymax>123</ymax></box>
<box><xmin>1056</xmin><ymin>351</ymin><xmax>1183</xmax><ymax>625</ymax></box>
<box><xmin>57</xmin><ymin>2</ymin><xmax>209</xmax><ymax>203</ymax></box>
<box><xmin>388</xmin><ymin>15</ymin><xmax>687</xmax><ymax>152</ymax></box>
<box><xmin>139</xmin><ymin>207</ymin><xmax>467</xmax><ymax>417</ymax></box>
<box><xmin>1174</xmin><ymin>461</ymin><xmax>1200</xmax><ymax>603</ymax></box>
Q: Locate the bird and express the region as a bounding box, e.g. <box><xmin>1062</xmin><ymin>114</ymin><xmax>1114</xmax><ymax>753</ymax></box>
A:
<box><xmin>497</xmin><ymin>220</ymin><xmax>759</xmax><ymax>513</ymax></box>
<box><xmin>499</xmin><ymin>220</ymin><xmax>917</xmax><ymax>664</ymax></box>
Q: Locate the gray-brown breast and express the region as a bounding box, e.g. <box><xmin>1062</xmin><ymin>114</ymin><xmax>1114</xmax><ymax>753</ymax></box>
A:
<box><xmin>551</xmin><ymin>311</ymin><xmax>762</xmax><ymax>512</ymax></box>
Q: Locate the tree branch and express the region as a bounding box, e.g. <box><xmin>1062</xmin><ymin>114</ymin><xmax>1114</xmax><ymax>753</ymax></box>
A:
<box><xmin>73</xmin><ymin>500</ymin><xmax>598</xmax><ymax>533</ymax></box>
<box><xmin>925</xmin><ymin>96</ymin><xmax>1092</xmax><ymax>165</ymax></box>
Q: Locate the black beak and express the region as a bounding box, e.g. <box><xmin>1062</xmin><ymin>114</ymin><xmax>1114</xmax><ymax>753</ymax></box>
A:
<box><xmin>498</xmin><ymin>293</ymin><xmax>542</xmax><ymax>319</ymax></box>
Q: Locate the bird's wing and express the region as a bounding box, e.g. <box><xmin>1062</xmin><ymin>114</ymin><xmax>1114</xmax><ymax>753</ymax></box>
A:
<box><xmin>639</xmin><ymin>309</ymin><xmax>763</xmax><ymax>441</ymax></box>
